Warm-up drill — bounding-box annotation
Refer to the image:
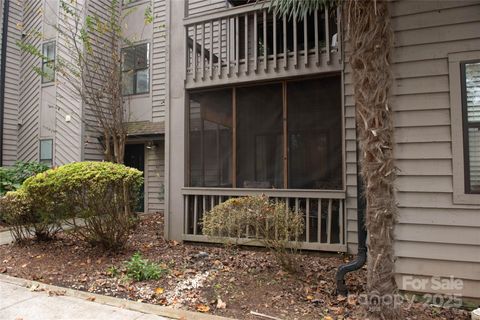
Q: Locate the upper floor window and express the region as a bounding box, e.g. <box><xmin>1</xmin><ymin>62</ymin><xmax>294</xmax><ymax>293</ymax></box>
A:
<box><xmin>42</xmin><ymin>41</ymin><xmax>56</xmax><ymax>83</ymax></box>
<box><xmin>122</xmin><ymin>43</ymin><xmax>150</xmax><ymax>95</ymax></box>
<box><xmin>40</xmin><ymin>139</ymin><xmax>53</xmax><ymax>167</ymax></box>
<box><xmin>461</xmin><ymin>61</ymin><xmax>480</xmax><ymax>194</ymax></box>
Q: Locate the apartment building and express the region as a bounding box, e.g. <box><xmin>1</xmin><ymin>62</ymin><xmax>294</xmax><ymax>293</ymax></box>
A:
<box><xmin>0</xmin><ymin>0</ymin><xmax>479</xmax><ymax>300</ymax></box>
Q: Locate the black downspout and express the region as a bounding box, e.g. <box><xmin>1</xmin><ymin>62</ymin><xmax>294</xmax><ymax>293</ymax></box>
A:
<box><xmin>0</xmin><ymin>0</ymin><xmax>11</xmax><ymax>167</ymax></box>
<box><xmin>336</xmin><ymin>142</ymin><xmax>368</xmax><ymax>296</ymax></box>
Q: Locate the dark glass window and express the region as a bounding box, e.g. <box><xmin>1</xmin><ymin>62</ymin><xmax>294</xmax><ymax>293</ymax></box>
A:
<box><xmin>189</xmin><ymin>89</ymin><xmax>233</xmax><ymax>187</ymax></box>
<box><xmin>122</xmin><ymin>43</ymin><xmax>150</xmax><ymax>95</ymax></box>
<box><xmin>40</xmin><ymin>139</ymin><xmax>53</xmax><ymax>167</ymax></box>
<box><xmin>42</xmin><ymin>41</ymin><xmax>56</xmax><ymax>83</ymax></box>
<box><xmin>461</xmin><ymin>61</ymin><xmax>480</xmax><ymax>193</ymax></box>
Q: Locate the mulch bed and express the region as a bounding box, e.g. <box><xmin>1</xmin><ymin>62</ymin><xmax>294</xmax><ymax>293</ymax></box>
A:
<box><xmin>0</xmin><ymin>214</ymin><xmax>470</xmax><ymax>320</ymax></box>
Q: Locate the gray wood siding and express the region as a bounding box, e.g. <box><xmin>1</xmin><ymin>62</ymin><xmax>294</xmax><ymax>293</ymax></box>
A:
<box><xmin>53</xmin><ymin>0</ymin><xmax>83</xmax><ymax>164</ymax></box>
<box><xmin>18</xmin><ymin>0</ymin><xmax>43</xmax><ymax>162</ymax></box>
<box><xmin>146</xmin><ymin>142</ymin><xmax>165</xmax><ymax>212</ymax></box>
<box><xmin>344</xmin><ymin>51</ymin><xmax>359</xmax><ymax>255</ymax></box>
<box><xmin>390</xmin><ymin>0</ymin><xmax>480</xmax><ymax>298</ymax></box>
<box><xmin>152</xmin><ymin>0</ymin><xmax>167</xmax><ymax>122</ymax></box>
<box><xmin>187</xmin><ymin>0</ymin><xmax>227</xmax><ymax>16</ymax></box>
<box><xmin>1</xmin><ymin>1</ymin><xmax>22</xmax><ymax>165</ymax></box>
<box><xmin>82</xmin><ymin>0</ymin><xmax>115</xmax><ymax>161</ymax></box>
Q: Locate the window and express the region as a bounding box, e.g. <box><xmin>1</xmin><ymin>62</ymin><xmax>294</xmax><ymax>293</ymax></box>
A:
<box><xmin>461</xmin><ymin>61</ymin><xmax>480</xmax><ymax>193</ymax></box>
<box><xmin>448</xmin><ymin>51</ymin><xmax>480</xmax><ymax>204</ymax></box>
<box><xmin>42</xmin><ymin>41</ymin><xmax>56</xmax><ymax>83</ymax></box>
<box><xmin>188</xmin><ymin>75</ymin><xmax>343</xmax><ymax>190</ymax></box>
<box><xmin>122</xmin><ymin>43</ymin><xmax>150</xmax><ymax>95</ymax></box>
<box><xmin>40</xmin><ymin>139</ymin><xmax>53</xmax><ymax>167</ymax></box>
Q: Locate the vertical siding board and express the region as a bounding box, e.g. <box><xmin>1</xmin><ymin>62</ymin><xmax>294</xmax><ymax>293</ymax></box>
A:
<box><xmin>1</xmin><ymin>1</ymin><xmax>22</xmax><ymax>165</ymax></box>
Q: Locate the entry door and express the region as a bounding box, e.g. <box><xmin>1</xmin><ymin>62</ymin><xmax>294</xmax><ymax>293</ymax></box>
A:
<box><xmin>124</xmin><ymin>144</ymin><xmax>145</xmax><ymax>212</ymax></box>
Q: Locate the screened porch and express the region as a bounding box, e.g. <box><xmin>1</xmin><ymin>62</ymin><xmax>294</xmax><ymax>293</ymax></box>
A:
<box><xmin>183</xmin><ymin>75</ymin><xmax>346</xmax><ymax>251</ymax></box>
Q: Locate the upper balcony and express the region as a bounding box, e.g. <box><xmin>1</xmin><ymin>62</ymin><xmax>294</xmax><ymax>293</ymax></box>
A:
<box><xmin>184</xmin><ymin>2</ymin><xmax>342</xmax><ymax>89</ymax></box>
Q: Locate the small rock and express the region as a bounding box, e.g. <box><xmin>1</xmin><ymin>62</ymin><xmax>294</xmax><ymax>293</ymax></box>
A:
<box><xmin>194</xmin><ymin>252</ymin><xmax>209</xmax><ymax>259</ymax></box>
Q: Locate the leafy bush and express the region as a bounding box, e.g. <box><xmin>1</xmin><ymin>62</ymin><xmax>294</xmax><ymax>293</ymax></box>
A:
<box><xmin>22</xmin><ymin>161</ymin><xmax>143</xmax><ymax>249</ymax></box>
<box><xmin>0</xmin><ymin>161</ymin><xmax>49</xmax><ymax>196</ymax></box>
<box><xmin>0</xmin><ymin>190</ymin><xmax>61</xmax><ymax>242</ymax></box>
<box><xmin>202</xmin><ymin>195</ymin><xmax>304</xmax><ymax>273</ymax></box>
<box><xmin>125</xmin><ymin>252</ymin><xmax>166</xmax><ymax>281</ymax></box>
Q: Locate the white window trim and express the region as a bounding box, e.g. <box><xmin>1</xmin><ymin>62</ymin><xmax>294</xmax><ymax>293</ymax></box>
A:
<box><xmin>448</xmin><ymin>50</ymin><xmax>480</xmax><ymax>205</ymax></box>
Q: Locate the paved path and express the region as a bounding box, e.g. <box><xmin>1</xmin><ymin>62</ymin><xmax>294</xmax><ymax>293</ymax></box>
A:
<box><xmin>0</xmin><ymin>229</ymin><xmax>13</xmax><ymax>245</ymax></box>
<box><xmin>0</xmin><ymin>280</ymin><xmax>170</xmax><ymax>320</ymax></box>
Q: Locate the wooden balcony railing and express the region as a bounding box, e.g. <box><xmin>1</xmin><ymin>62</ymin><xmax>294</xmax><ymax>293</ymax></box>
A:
<box><xmin>184</xmin><ymin>3</ymin><xmax>342</xmax><ymax>88</ymax></box>
<box><xmin>182</xmin><ymin>188</ymin><xmax>347</xmax><ymax>252</ymax></box>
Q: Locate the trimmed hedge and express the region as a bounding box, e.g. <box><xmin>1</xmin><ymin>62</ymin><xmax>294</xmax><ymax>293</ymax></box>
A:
<box><xmin>4</xmin><ymin>162</ymin><xmax>143</xmax><ymax>249</ymax></box>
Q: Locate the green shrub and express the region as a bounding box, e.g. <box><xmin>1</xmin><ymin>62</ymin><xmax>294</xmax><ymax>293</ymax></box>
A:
<box><xmin>202</xmin><ymin>195</ymin><xmax>304</xmax><ymax>273</ymax></box>
<box><xmin>0</xmin><ymin>190</ymin><xmax>61</xmax><ymax>242</ymax></box>
<box><xmin>125</xmin><ymin>252</ymin><xmax>166</xmax><ymax>281</ymax></box>
<box><xmin>0</xmin><ymin>161</ymin><xmax>49</xmax><ymax>196</ymax></box>
<box><xmin>22</xmin><ymin>161</ymin><xmax>143</xmax><ymax>250</ymax></box>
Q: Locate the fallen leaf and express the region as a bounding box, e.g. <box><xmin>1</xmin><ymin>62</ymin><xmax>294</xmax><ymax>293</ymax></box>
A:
<box><xmin>29</xmin><ymin>284</ymin><xmax>41</xmax><ymax>292</ymax></box>
<box><xmin>155</xmin><ymin>287</ymin><xmax>164</xmax><ymax>294</ymax></box>
<box><xmin>216</xmin><ymin>299</ymin><xmax>226</xmax><ymax>309</ymax></box>
<box><xmin>48</xmin><ymin>290</ymin><xmax>66</xmax><ymax>296</ymax></box>
<box><xmin>337</xmin><ymin>295</ymin><xmax>347</xmax><ymax>302</ymax></box>
<box><xmin>196</xmin><ymin>304</ymin><xmax>210</xmax><ymax>313</ymax></box>
<box><xmin>306</xmin><ymin>295</ymin><xmax>314</xmax><ymax>301</ymax></box>
<box><xmin>86</xmin><ymin>296</ymin><xmax>96</xmax><ymax>302</ymax></box>
<box><xmin>21</xmin><ymin>263</ymin><xmax>28</xmax><ymax>268</ymax></box>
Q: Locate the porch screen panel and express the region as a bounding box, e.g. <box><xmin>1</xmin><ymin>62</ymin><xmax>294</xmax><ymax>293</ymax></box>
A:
<box><xmin>189</xmin><ymin>89</ymin><xmax>233</xmax><ymax>187</ymax></box>
<box><xmin>237</xmin><ymin>84</ymin><xmax>283</xmax><ymax>188</ymax></box>
<box><xmin>464</xmin><ymin>62</ymin><xmax>480</xmax><ymax>192</ymax></box>
<box><xmin>287</xmin><ymin>76</ymin><xmax>342</xmax><ymax>189</ymax></box>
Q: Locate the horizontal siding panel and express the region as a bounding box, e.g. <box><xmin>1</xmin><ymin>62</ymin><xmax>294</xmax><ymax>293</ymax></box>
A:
<box><xmin>396</xmin><ymin>274</ymin><xmax>480</xmax><ymax>298</ymax></box>
<box><xmin>396</xmin><ymin>258</ymin><xmax>480</xmax><ymax>281</ymax></box>
<box><xmin>396</xmin><ymin>159</ymin><xmax>452</xmax><ymax>176</ymax></box>
<box><xmin>394</xmin><ymin>109</ymin><xmax>450</xmax><ymax>127</ymax></box>
<box><xmin>390</xmin><ymin>1</ymin><xmax>477</xmax><ymax>18</ymax></box>
<box><xmin>395</xmin><ymin>224</ymin><xmax>480</xmax><ymax>245</ymax></box>
<box><xmin>397</xmin><ymin>192</ymin><xmax>480</xmax><ymax>209</ymax></box>
<box><xmin>395</xmin><ymin>21</ymin><xmax>480</xmax><ymax>47</ymax></box>
<box><xmin>392</xmin><ymin>59</ymin><xmax>447</xmax><ymax>79</ymax></box>
<box><xmin>393</xmin><ymin>38</ymin><xmax>480</xmax><ymax>63</ymax></box>
<box><xmin>396</xmin><ymin>176</ymin><xmax>452</xmax><ymax>193</ymax></box>
<box><xmin>394</xmin><ymin>126</ymin><xmax>451</xmax><ymax>143</ymax></box>
<box><xmin>395</xmin><ymin>142</ymin><xmax>452</xmax><ymax>160</ymax></box>
<box><xmin>392</xmin><ymin>92</ymin><xmax>450</xmax><ymax>111</ymax></box>
<box><xmin>392</xmin><ymin>3</ymin><xmax>480</xmax><ymax>31</ymax></box>
<box><xmin>398</xmin><ymin>207</ymin><xmax>480</xmax><ymax>227</ymax></box>
<box><xmin>395</xmin><ymin>240</ymin><xmax>480</xmax><ymax>263</ymax></box>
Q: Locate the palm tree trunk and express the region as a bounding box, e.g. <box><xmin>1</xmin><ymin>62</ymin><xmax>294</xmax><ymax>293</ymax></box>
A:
<box><xmin>345</xmin><ymin>1</ymin><xmax>399</xmax><ymax>318</ymax></box>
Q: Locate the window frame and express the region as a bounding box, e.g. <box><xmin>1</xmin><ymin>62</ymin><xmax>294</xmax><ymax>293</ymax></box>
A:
<box><xmin>121</xmin><ymin>43</ymin><xmax>150</xmax><ymax>96</ymax></box>
<box><xmin>460</xmin><ymin>60</ymin><xmax>480</xmax><ymax>194</ymax></box>
<box><xmin>39</xmin><ymin>139</ymin><xmax>53</xmax><ymax>167</ymax></box>
<box><xmin>448</xmin><ymin>51</ymin><xmax>480</xmax><ymax>204</ymax></box>
<box><xmin>41</xmin><ymin>41</ymin><xmax>56</xmax><ymax>84</ymax></box>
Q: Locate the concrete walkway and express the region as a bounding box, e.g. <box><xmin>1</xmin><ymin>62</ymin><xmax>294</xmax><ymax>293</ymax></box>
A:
<box><xmin>0</xmin><ymin>280</ymin><xmax>170</xmax><ymax>320</ymax></box>
<box><xmin>0</xmin><ymin>229</ymin><xmax>13</xmax><ymax>245</ymax></box>
<box><xmin>0</xmin><ymin>275</ymin><xmax>233</xmax><ymax>320</ymax></box>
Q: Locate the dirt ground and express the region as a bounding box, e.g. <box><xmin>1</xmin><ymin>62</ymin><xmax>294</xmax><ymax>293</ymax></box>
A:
<box><xmin>0</xmin><ymin>214</ymin><xmax>471</xmax><ymax>320</ymax></box>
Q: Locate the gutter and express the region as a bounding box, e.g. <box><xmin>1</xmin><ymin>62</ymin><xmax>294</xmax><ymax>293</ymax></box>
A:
<box><xmin>0</xmin><ymin>0</ymin><xmax>10</xmax><ymax>166</ymax></box>
<box><xmin>336</xmin><ymin>142</ymin><xmax>368</xmax><ymax>296</ymax></box>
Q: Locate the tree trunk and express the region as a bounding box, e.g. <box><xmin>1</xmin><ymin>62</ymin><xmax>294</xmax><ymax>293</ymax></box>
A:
<box><xmin>345</xmin><ymin>1</ymin><xmax>399</xmax><ymax>318</ymax></box>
